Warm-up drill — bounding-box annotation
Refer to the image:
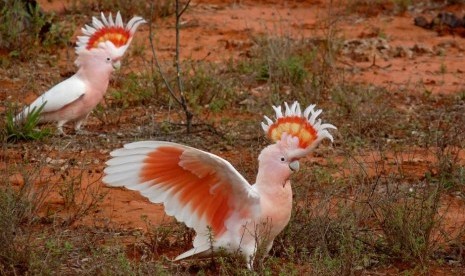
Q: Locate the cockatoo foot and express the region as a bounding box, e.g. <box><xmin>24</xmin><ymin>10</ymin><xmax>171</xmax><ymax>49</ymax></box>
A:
<box><xmin>58</xmin><ymin>132</ymin><xmax>71</xmax><ymax>137</ymax></box>
<box><xmin>75</xmin><ymin>129</ymin><xmax>93</xmax><ymax>135</ymax></box>
<box><xmin>56</xmin><ymin>128</ymin><xmax>68</xmax><ymax>136</ymax></box>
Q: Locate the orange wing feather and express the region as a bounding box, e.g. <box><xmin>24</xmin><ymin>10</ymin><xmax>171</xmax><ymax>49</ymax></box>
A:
<box><xmin>140</xmin><ymin>146</ymin><xmax>233</xmax><ymax>236</ymax></box>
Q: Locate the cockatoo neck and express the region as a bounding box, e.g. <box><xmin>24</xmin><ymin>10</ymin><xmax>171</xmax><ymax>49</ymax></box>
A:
<box><xmin>254</xmin><ymin>145</ymin><xmax>294</xmax><ymax>238</ymax></box>
<box><xmin>76</xmin><ymin>62</ymin><xmax>113</xmax><ymax>93</ymax></box>
<box><xmin>255</xmin><ymin>169</ymin><xmax>292</xmax><ymax>195</ymax></box>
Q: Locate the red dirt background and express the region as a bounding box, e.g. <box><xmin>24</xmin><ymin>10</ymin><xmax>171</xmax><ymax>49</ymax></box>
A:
<box><xmin>14</xmin><ymin>0</ymin><xmax>465</xmax><ymax>239</ymax></box>
<box><xmin>2</xmin><ymin>0</ymin><xmax>465</xmax><ymax>273</ymax></box>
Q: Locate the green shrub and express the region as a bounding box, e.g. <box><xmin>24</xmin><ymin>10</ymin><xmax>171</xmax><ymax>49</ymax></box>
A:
<box><xmin>5</xmin><ymin>103</ymin><xmax>51</xmax><ymax>142</ymax></box>
<box><xmin>0</xmin><ymin>1</ymin><xmax>69</xmax><ymax>60</ymax></box>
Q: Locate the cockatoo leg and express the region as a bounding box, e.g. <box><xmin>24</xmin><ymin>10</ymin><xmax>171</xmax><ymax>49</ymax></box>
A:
<box><xmin>246</xmin><ymin>254</ymin><xmax>254</xmax><ymax>270</ymax></box>
<box><xmin>57</xmin><ymin>120</ymin><xmax>66</xmax><ymax>135</ymax></box>
<box><xmin>75</xmin><ymin>115</ymin><xmax>90</xmax><ymax>135</ymax></box>
<box><xmin>257</xmin><ymin>240</ymin><xmax>274</xmax><ymax>269</ymax></box>
<box><xmin>265</xmin><ymin>241</ymin><xmax>273</xmax><ymax>257</ymax></box>
<box><xmin>74</xmin><ymin>119</ymin><xmax>85</xmax><ymax>131</ymax></box>
<box><xmin>241</xmin><ymin>245</ymin><xmax>256</xmax><ymax>270</ymax></box>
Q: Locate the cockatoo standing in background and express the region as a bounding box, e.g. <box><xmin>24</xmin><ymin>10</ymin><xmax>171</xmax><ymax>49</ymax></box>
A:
<box><xmin>15</xmin><ymin>12</ymin><xmax>146</xmax><ymax>134</ymax></box>
<box><xmin>103</xmin><ymin>102</ymin><xmax>336</xmax><ymax>269</ymax></box>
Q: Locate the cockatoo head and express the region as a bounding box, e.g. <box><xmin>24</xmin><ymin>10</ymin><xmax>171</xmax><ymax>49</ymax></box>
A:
<box><xmin>75</xmin><ymin>46</ymin><xmax>121</xmax><ymax>74</ymax></box>
<box><xmin>261</xmin><ymin>101</ymin><xmax>336</xmax><ymax>161</ymax></box>
<box><xmin>258</xmin><ymin>142</ymin><xmax>300</xmax><ymax>185</ymax></box>
<box><xmin>74</xmin><ymin>11</ymin><xmax>146</xmax><ymax>68</ymax></box>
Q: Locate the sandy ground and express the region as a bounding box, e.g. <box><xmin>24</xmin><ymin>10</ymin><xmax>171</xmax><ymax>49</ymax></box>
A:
<box><xmin>1</xmin><ymin>0</ymin><xmax>465</xmax><ymax>273</ymax></box>
<box><xmin>4</xmin><ymin>0</ymin><xmax>461</xmax><ymax>234</ymax></box>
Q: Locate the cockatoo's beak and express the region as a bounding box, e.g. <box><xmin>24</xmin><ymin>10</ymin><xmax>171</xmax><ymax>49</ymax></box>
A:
<box><xmin>289</xmin><ymin>160</ymin><xmax>299</xmax><ymax>172</ymax></box>
<box><xmin>113</xmin><ymin>60</ymin><xmax>121</xmax><ymax>70</ymax></box>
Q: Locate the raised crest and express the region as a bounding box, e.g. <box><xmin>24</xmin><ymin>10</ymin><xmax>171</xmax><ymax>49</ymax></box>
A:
<box><xmin>261</xmin><ymin>102</ymin><xmax>336</xmax><ymax>158</ymax></box>
<box><xmin>76</xmin><ymin>12</ymin><xmax>146</xmax><ymax>54</ymax></box>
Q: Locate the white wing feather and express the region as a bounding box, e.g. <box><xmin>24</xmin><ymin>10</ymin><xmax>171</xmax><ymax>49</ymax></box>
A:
<box><xmin>16</xmin><ymin>75</ymin><xmax>86</xmax><ymax>120</ymax></box>
<box><xmin>103</xmin><ymin>141</ymin><xmax>261</xmax><ymax>253</ymax></box>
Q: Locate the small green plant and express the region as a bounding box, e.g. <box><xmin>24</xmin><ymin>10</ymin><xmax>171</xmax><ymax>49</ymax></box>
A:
<box><xmin>0</xmin><ymin>160</ymin><xmax>56</xmax><ymax>275</ymax></box>
<box><xmin>329</xmin><ymin>84</ymin><xmax>398</xmax><ymax>149</ymax></box>
<box><xmin>109</xmin><ymin>72</ymin><xmax>154</xmax><ymax>109</ymax></box>
<box><xmin>0</xmin><ymin>185</ymin><xmax>34</xmax><ymax>274</ymax></box>
<box><xmin>57</xmin><ymin>170</ymin><xmax>107</xmax><ymax>226</ymax></box>
<box><xmin>249</xmin><ymin>35</ymin><xmax>310</xmax><ymax>88</ymax></box>
<box><xmin>227</xmin><ymin>23</ymin><xmax>340</xmax><ymax>104</ymax></box>
<box><xmin>141</xmin><ymin>218</ymin><xmax>194</xmax><ymax>261</ymax></box>
<box><xmin>0</xmin><ymin>1</ymin><xmax>68</xmax><ymax>60</ymax></box>
<box><xmin>5</xmin><ymin>103</ymin><xmax>51</xmax><ymax>142</ymax></box>
<box><xmin>184</xmin><ymin>62</ymin><xmax>236</xmax><ymax>113</ymax></box>
<box><xmin>375</xmin><ymin>182</ymin><xmax>441</xmax><ymax>264</ymax></box>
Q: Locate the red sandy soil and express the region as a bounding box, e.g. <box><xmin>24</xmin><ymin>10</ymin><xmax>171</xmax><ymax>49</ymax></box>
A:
<box><xmin>3</xmin><ymin>0</ymin><xmax>464</xmax><ymax>110</ymax></box>
<box><xmin>7</xmin><ymin>0</ymin><xmax>462</xmax><ymax>237</ymax></box>
<box><xmin>37</xmin><ymin>0</ymin><xmax>465</xmax><ymax>95</ymax></box>
<box><xmin>36</xmin><ymin>0</ymin><xmax>465</xmax><ymax>229</ymax></box>
<box><xmin>2</xmin><ymin>0</ymin><xmax>465</xmax><ymax>273</ymax></box>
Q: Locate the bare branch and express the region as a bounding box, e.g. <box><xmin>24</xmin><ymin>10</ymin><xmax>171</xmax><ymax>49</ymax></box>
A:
<box><xmin>178</xmin><ymin>0</ymin><xmax>191</xmax><ymax>18</ymax></box>
<box><xmin>148</xmin><ymin>2</ymin><xmax>182</xmax><ymax>106</ymax></box>
<box><xmin>175</xmin><ymin>0</ymin><xmax>189</xmax><ymax>102</ymax></box>
<box><xmin>175</xmin><ymin>0</ymin><xmax>193</xmax><ymax>133</ymax></box>
<box><xmin>149</xmin><ymin>0</ymin><xmax>193</xmax><ymax>133</ymax></box>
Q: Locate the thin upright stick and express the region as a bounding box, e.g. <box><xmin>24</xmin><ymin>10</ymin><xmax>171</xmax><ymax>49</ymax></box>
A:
<box><xmin>148</xmin><ymin>0</ymin><xmax>193</xmax><ymax>133</ymax></box>
<box><xmin>148</xmin><ymin>4</ymin><xmax>182</xmax><ymax>106</ymax></box>
<box><xmin>175</xmin><ymin>0</ymin><xmax>193</xmax><ymax>133</ymax></box>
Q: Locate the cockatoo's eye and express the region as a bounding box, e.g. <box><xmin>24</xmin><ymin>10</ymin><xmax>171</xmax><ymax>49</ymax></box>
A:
<box><xmin>280</xmin><ymin>157</ymin><xmax>286</xmax><ymax>162</ymax></box>
<box><xmin>106</xmin><ymin>57</ymin><xmax>111</xmax><ymax>62</ymax></box>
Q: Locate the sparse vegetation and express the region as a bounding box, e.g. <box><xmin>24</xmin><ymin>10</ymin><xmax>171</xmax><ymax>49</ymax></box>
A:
<box><xmin>1</xmin><ymin>0</ymin><xmax>465</xmax><ymax>275</ymax></box>
<box><xmin>69</xmin><ymin>0</ymin><xmax>176</xmax><ymax>20</ymax></box>
<box><xmin>149</xmin><ymin>0</ymin><xmax>194</xmax><ymax>133</ymax></box>
<box><xmin>0</xmin><ymin>0</ymin><xmax>71</xmax><ymax>59</ymax></box>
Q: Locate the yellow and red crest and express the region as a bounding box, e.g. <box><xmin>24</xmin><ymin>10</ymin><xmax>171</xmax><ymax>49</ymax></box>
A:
<box><xmin>262</xmin><ymin>102</ymin><xmax>336</xmax><ymax>159</ymax></box>
<box><xmin>76</xmin><ymin>12</ymin><xmax>146</xmax><ymax>55</ymax></box>
<box><xmin>86</xmin><ymin>26</ymin><xmax>131</xmax><ymax>50</ymax></box>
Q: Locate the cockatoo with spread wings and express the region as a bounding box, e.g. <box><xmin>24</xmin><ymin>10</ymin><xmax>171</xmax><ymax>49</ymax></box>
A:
<box><xmin>15</xmin><ymin>12</ymin><xmax>145</xmax><ymax>134</ymax></box>
<box><xmin>103</xmin><ymin>102</ymin><xmax>336</xmax><ymax>269</ymax></box>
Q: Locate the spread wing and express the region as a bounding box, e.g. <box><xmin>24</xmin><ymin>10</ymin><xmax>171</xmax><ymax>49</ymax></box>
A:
<box><xmin>16</xmin><ymin>75</ymin><xmax>86</xmax><ymax>121</ymax></box>
<box><xmin>103</xmin><ymin>141</ymin><xmax>261</xmax><ymax>249</ymax></box>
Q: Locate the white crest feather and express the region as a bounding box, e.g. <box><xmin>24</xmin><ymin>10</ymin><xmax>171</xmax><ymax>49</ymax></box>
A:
<box><xmin>262</xmin><ymin>101</ymin><xmax>337</xmax><ymax>159</ymax></box>
<box><xmin>75</xmin><ymin>11</ymin><xmax>146</xmax><ymax>58</ymax></box>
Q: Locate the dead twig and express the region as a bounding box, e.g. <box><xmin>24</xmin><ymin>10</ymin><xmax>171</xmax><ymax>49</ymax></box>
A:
<box><xmin>149</xmin><ymin>0</ymin><xmax>193</xmax><ymax>134</ymax></box>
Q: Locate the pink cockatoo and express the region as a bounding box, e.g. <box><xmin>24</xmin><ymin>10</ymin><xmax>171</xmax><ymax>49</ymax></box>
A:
<box><xmin>15</xmin><ymin>12</ymin><xmax>146</xmax><ymax>134</ymax></box>
<box><xmin>103</xmin><ymin>102</ymin><xmax>336</xmax><ymax>269</ymax></box>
